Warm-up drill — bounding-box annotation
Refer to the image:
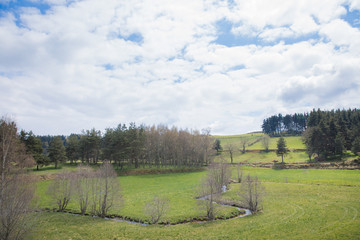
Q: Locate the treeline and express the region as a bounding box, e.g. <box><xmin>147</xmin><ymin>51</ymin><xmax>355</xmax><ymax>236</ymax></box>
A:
<box><xmin>103</xmin><ymin>124</ymin><xmax>214</xmax><ymax>168</ymax></box>
<box><xmin>21</xmin><ymin>123</ymin><xmax>215</xmax><ymax>170</ymax></box>
<box><xmin>261</xmin><ymin>113</ymin><xmax>308</xmax><ymax>136</ymax></box>
<box><xmin>303</xmin><ymin>108</ymin><xmax>360</xmax><ymax>160</ymax></box>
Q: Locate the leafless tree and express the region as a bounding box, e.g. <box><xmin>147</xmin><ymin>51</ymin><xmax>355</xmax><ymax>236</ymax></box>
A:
<box><xmin>239</xmin><ymin>137</ymin><xmax>249</xmax><ymax>154</ymax></box>
<box><xmin>261</xmin><ymin>135</ymin><xmax>270</xmax><ymax>152</ymax></box>
<box><xmin>91</xmin><ymin>162</ymin><xmax>121</xmax><ymax>217</ymax></box>
<box><xmin>1</xmin><ymin>117</ymin><xmax>34</xmax><ymax>185</ymax></box>
<box><xmin>144</xmin><ymin>196</ymin><xmax>170</xmax><ymax>224</ymax></box>
<box><xmin>73</xmin><ymin>164</ymin><xmax>94</xmax><ymax>215</ymax></box>
<box><xmin>143</xmin><ymin>125</ymin><xmax>215</xmax><ymax>168</ymax></box>
<box><xmin>47</xmin><ymin>170</ymin><xmax>74</xmax><ymax>212</ymax></box>
<box><xmin>238</xmin><ymin>174</ymin><xmax>265</xmax><ymax>213</ymax></box>
<box><xmin>197</xmin><ymin>159</ymin><xmax>231</xmax><ymax>220</ymax></box>
<box><xmin>197</xmin><ymin>173</ymin><xmax>220</xmax><ymax>220</ymax></box>
<box><xmin>208</xmin><ymin>158</ymin><xmax>232</xmax><ymax>193</ymax></box>
<box><xmin>0</xmin><ymin>174</ymin><xmax>36</xmax><ymax>240</ymax></box>
<box><xmin>236</xmin><ymin>164</ymin><xmax>243</xmax><ymax>183</ymax></box>
<box><xmin>0</xmin><ymin>117</ymin><xmax>36</xmax><ymax>240</ymax></box>
<box><xmin>226</xmin><ymin>143</ymin><xmax>235</xmax><ymax>164</ymax></box>
<box><xmin>201</xmin><ymin>128</ymin><xmax>213</xmax><ymax>166</ymax></box>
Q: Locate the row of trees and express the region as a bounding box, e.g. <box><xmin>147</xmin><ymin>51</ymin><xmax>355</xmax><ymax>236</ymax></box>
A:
<box><xmin>302</xmin><ymin>108</ymin><xmax>360</xmax><ymax>160</ymax></box>
<box><xmin>262</xmin><ymin>113</ymin><xmax>308</xmax><ymax>136</ymax></box>
<box><xmin>22</xmin><ymin>124</ymin><xmax>215</xmax><ymax>170</ymax></box>
<box><xmin>103</xmin><ymin>124</ymin><xmax>214</xmax><ymax>169</ymax></box>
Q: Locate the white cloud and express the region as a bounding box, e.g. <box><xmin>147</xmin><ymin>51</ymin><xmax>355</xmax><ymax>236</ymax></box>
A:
<box><xmin>320</xmin><ymin>19</ymin><xmax>360</xmax><ymax>53</ymax></box>
<box><xmin>259</xmin><ymin>27</ymin><xmax>295</xmax><ymax>42</ymax></box>
<box><xmin>0</xmin><ymin>0</ymin><xmax>359</xmax><ymax>135</ymax></box>
<box><xmin>348</xmin><ymin>0</ymin><xmax>360</xmax><ymax>10</ymax></box>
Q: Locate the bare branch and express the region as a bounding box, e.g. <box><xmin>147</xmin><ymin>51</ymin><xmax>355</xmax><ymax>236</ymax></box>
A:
<box><xmin>238</xmin><ymin>174</ymin><xmax>265</xmax><ymax>213</ymax></box>
<box><xmin>47</xmin><ymin>170</ymin><xmax>74</xmax><ymax>212</ymax></box>
<box><xmin>144</xmin><ymin>196</ymin><xmax>170</xmax><ymax>224</ymax></box>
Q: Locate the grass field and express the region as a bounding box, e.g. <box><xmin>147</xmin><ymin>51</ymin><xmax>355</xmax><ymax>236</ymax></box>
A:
<box><xmin>218</xmin><ymin>150</ymin><xmax>310</xmax><ymax>163</ymax></box>
<box><xmin>30</xmin><ymin>167</ymin><xmax>360</xmax><ymax>239</ymax></box>
<box><xmin>35</xmin><ymin>171</ymin><xmax>239</xmax><ymax>224</ymax></box>
<box><xmin>215</xmin><ymin>134</ymin><xmax>359</xmax><ymax>164</ymax></box>
<box><xmin>215</xmin><ymin>134</ymin><xmax>306</xmax><ymax>150</ymax></box>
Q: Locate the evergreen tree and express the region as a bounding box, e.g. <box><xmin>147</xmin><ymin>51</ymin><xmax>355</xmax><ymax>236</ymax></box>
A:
<box><xmin>20</xmin><ymin>130</ymin><xmax>48</xmax><ymax>170</ymax></box>
<box><xmin>276</xmin><ymin>137</ymin><xmax>288</xmax><ymax>163</ymax></box>
<box><xmin>66</xmin><ymin>134</ymin><xmax>80</xmax><ymax>164</ymax></box>
<box><xmin>79</xmin><ymin>129</ymin><xmax>101</xmax><ymax>164</ymax></box>
<box><xmin>213</xmin><ymin>139</ymin><xmax>222</xmax><ymax>155</ymax></box>
<box><xmin>48</xmin><ymin>136</ymin><xmax>67</xmax><ymax>168</ymax></box>
<box><xmin>334</xmin><ymin>133</ymin><xmax>345</xmax><ymax>157</ymax></box>
<box><xmin>351</xmin><ymin>136</ymin><xmax>360</xmax><ymax>156</ymax></box>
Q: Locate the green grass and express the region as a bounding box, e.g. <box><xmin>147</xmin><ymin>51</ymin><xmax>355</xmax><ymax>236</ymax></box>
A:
<box><xmin>218</xmin><ymin>150</ymin><xmax>309</xmax><ymax>163</ymax></box>
<box><xmin>215</xmin><ymin>134</ymin><xmax>306</xmax><ymax>151</ymax></box>
<box><xmin>250</xmin><ymin>136</ymin><xmax>306</xmax><ymax>150</ymax></box>
<box><xmin>35</xmin><ymin>171</ymin><xmax>239</xmax><ymax>224</ymax></box>
<box><xmin>215</xmin><ymin>133</ymin><xmax>359</xmax><ymax>164</ymax></box>
<box><xmin>30</xmin><ymin>167</ymin><xmax>360</xmax><ymax>239</ymax></box>
<box><xmin>236</xmin><ymin>166</ymin><xmax>360</xmax><ymax>186</ymax></box>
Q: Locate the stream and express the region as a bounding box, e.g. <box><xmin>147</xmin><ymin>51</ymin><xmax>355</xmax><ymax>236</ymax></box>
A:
<box><xmin>104</xmin><ymin>185</ymin><xmax>252</xmax><ymax>225</ymax></box>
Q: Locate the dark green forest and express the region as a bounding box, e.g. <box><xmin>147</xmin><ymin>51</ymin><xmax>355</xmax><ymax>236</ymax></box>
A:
<box><xmin>262</xmin><ymin>108</ymin><xmax>360</xmax><ymax>161</ymax></box>
<box><xmin>302</xmin><ymin>108</ymin><xmax>360</xmax><ymax>160</ymax></box>
<box><xmin>261</xmin><ymin>113</ymin><xmax>308</xmax><ymax>136</ymax></box>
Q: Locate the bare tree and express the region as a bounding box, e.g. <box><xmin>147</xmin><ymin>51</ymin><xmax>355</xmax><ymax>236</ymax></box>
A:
<box><xmin>0</xmin><ymin>174</ymin><xmax>36</xmax><ymax>240</ymax></box>
<box><xmin>197</xmin><ymin>159</ymin><xmax>231</xmax><ymax>220</ymax></box>
<box><xmin>226</xmin><ymin>144</ymin><xmax>235</xmax><ymax>164</ymax></box>
<box><xmin>197</xmin><ymin>173</ymin><xmax>220</xmax><ymax>220</ymax></box>
<box><xmin>261</xmin><ymin>134</ymin><xmax>270</xmax><ymax>152</ymax></box>
<box><xmin>47</xmin><ymin>170</ymin><xmax>74</xmax><ymax>211</ymax></box>
<box><xmin>201</xmin><ymin>128</ymin><xmax>213</xmax><ymax>166</ymax></box>
<box><xmin>73</xmin><ymin>165</ymin><xmax>94</xmax><ymax>215</ymax></box>
<box><xmin>239</xmin><ymin>137</ymin><xmax>249</xmax><ymax>154</ymax></box>
<box><xmin>236</xmin><ymin>164</ymin><xmax>243</xmax><ymax>183</ymax></box>
<box><xmin>238</xmin><ymin>174</ymin><xmax>265</xmax><ymax>213</ymax></box>
<box><xmin>91</xmin><ymin>162</ymin><xmax>121</xmax><ymax>217</ymax></box>
<box><xmin>144</xmin><ymin>196</ymin><xmax>170</xmax><ymax>224</ymax></box>
<box><xmin>0</xmin><ymin>117</ymin><xmax>36</xmax><ymax>240</ymax></box>
<box><xmin>208</xmin><ymin>158</ymin><xmax>232</xmax><ymax>193</ymax></box>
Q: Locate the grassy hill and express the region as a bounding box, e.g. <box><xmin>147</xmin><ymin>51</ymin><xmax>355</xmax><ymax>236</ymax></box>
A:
<box><xmin>214</xmin><ymin>133</ymin><xmax>308</xmax><ymax>163</ymax></box>
<box><xmin>214</xmin><ymin>133</ymin><xmax>306</xmax><ymax>151</ymax></box>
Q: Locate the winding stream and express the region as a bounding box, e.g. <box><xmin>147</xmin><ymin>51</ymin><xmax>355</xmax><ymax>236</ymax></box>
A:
<box><xmin>104</xmin><ymin>185</ymin><xmax>252</xmax><ymax>225</ymax></box>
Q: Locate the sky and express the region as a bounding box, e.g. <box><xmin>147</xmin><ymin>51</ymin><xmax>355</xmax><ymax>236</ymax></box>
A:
<box><xmin>0</xmin><ymin>0</ymin><xmax>360</xmax><ymax>136</ymax></box>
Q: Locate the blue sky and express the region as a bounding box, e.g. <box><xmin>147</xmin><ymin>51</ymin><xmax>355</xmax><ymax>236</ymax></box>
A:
<box><xmin>0</xmin><ymin>0</ymin><xmax>359</xmax><ymax>135</ymax></box>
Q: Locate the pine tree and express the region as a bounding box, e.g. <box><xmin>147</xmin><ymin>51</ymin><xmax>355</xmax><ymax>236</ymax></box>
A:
<box><xmin>48</xmin><ymin>136</ymin><xmax>67</xmax><ymax>168</ymax></box>
<box><xmin>351</xmin><ymin>137</ymin><xmax>360</xmax><ymax>156</ymax></box>
<box><xmin>213</xmin><ymin>139</ymin><xmax>222</xmax><ymax>155</ymax></box>
<box><xmin>276</xmin><ymin>137</ymin><xmax>288</xmax><ymax>163</ymax></box>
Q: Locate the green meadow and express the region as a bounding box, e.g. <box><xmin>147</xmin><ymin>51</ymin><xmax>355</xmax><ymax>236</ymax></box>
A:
<box><xmin>215</xmin><ymin>134</ymin><xmax>357</xmax><ymax>164</ymax></box>
<box><xmin>219</xmin><ymin>150</ymin><xmax>309</xmax><ymax>163</ymax></box>
<box><xmin>216</xmin><ymin>134</ymin><xmax>306</xmax><ymax>151</ymax></box>
<box><xmin>31</xmin><ymin>166</ymin><xmax>360</xmax><ymax>239</ymax></box>
<box><xmin>35</xmin><ymin>171</ymin><xmax>239</xmax><ymax>224</ymax></box>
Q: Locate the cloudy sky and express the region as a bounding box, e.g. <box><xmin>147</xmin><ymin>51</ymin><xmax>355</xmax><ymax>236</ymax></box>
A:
<box><xmin>0</xmin><ymin>0</ymin><xmax>359</xmax><ymax>136</ymax></box>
